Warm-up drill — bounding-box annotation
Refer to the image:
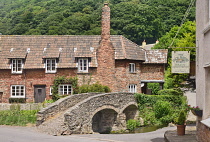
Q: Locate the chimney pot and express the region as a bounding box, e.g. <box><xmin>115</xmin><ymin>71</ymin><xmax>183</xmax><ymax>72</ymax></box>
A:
<box><xmin>142</xmin><ymin>40</ymin><xmax>146</xmax><ymax>48</ymax></box>
<box><xmin>104</xmin><ymin>3</ymin><xmax>108</xmax><ymax>6</ymax></box>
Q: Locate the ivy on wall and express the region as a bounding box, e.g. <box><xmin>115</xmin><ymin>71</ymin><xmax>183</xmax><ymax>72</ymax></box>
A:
<box><xmin>51</xmin><ymin>76</ymin><xmax>111</xmax><ymax>101</ymax></box>
<box><xmin>52</xmin><ymin>76</ymin><xmax>79</xmax><ymax>101</ymax></box>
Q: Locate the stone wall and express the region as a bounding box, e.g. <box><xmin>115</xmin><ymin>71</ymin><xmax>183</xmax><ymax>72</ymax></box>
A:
<box><xmin>0</xmin><ymin>103</ymin><xmax>46</xmax><ymax>110</ymax></box>
<box><xmin>197</xmin><ymin>120</ymin><xmax>210</xmax><ymax>142</ymax></box>
<box><xmin>36</xmin><ymin>93</ymin><xmax>100</xmax><ymax>126</ymax></box>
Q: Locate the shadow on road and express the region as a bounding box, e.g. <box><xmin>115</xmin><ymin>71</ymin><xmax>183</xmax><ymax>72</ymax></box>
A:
<box><xmin>151</xmin><ymin>137</ymin><xmax>164</xmax><ymax>142</ymax></box>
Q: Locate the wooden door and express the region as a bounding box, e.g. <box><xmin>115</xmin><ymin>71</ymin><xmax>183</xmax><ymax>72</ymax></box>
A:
<box><xmin>34</xmin><ymin>85</ymin><xmax>46</xmax><ymax>103</ymax></box>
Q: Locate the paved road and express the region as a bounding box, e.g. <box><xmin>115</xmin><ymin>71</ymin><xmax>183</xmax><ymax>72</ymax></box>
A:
<box><xmin>0</xmin><ymin>125</ymin><xmax>176</xmax><ymax>142</ymax></box>
<box><xmin>185</xmin><ymin>91</ymin><xmax>197</xmax><ymax>121</ymax></box>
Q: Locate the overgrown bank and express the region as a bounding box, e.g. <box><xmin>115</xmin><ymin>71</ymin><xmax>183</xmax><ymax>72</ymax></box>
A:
<box><xmin>0</xmin><ymin>105</ymin><xmax>38</xmax><ymax>126</ymax></box>
<box><xmin>134</xmin><ymin>90</ymin><xmax>188</xmax><ymax>127</ymax></box>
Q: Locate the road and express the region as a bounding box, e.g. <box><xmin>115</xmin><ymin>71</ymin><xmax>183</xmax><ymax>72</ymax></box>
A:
<box><xmin>0</xmin><ymin>125</ymin><xmax>176</xmax><ymax>142</ymax></box>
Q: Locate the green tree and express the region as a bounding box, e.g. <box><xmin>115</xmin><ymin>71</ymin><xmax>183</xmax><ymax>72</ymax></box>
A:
<box><xmin>153</xmin><ymin>21</ymin><xmax>196</xmax><ymax>88</ymax></box>
<box><xmin>0</xmin><ymin>0</ymin><xmax>195</xmax><ymax>44</ymax></box>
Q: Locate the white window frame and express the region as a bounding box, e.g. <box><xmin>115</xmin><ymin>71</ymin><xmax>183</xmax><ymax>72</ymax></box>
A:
<box><xmin>45</xmin><ymin>59</ymin><xmax>57</xmax><ymax>73</ymax></box>
<box><xmin>209</xmin><ymin>0</ymin><xmax>210</xmax><ymax>20</ymax></box>
<box><xmin>11</xmin><ymin>59</ymin><xmax>23</xmax><ymax>74</ymax></box>
<box><xmin>129</xmin><ymin>63</ymin><xmax>136</xmax><ymax>73</ymax></box>
<box><xmin>10</xmin><ymin>85</ymin><xmax>25</xmax><ymax>98</ymax></box>
<box><xmin>58</xmin><ymin>84</ymin><xmax>72</xmax><ymax>95</ymax></box>
<box><xmin>78</xmin><ymin>58</ymin><xmax>88</xmax><ymax>73</ymax></box>
<box><xmin>50</xmin><ymin>86</ymin><xmax>53</xmax><ymax>95</ymax></box>
<box><xmin>129</xmin><ymin>84</ymin><xmax>137</xmax><ymax>93</ymax></box>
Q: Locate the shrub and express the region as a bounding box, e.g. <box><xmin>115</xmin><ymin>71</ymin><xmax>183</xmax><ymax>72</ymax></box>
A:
<box><xmin>160</xmin><ymin>115</ymin><xmax>174</xmax><ymax>124</ymax></box>
<box><xmin>9</xmin><ymin>98</ymin><xmax>26</xmax><ymax>103</ymax></box>
<box><xmin>174</xmin><ymin>110</ymin><xmax>187</xmax><ymax>125</ymax></box>
<box><xmin>126</xmin><ymin>119</ymin><xmax>140</xmax><ymax>131</ymax></box>
<box><xmin>141</xmin><ymin>110</ymin><xmax>157</xmax><ymax>125</ymax></box>
<box><xmin>134</xmin><ymin>93</ymin><xmax>188</xmax><ymax>126</ymax></box>
<box><xmin>148</xmin><ymin>83</ymin><xmax>160</xmax><ymax>95</ymax></box>
<box><xmin>78</xmin><ymin>82</ymin><xmax>111</xmax><ymax>93</ymax></box>
<box><xmin>135</xmin><ymin>93</ymin><xmax>185</xmax><ymax>109</ymax></box>
<box><xmin>43</xmin><ymin>99</ymin><xmax>54</xmax><ymax>103</ymax></box>
<box><xmin>154</xmin><ymin>100</ymin><xmax>171</xmax><ymax>119</ymax></box>
<box><xmin>157</xmin><ymin>88</ymin><xmax>183</xmax><ymax>96</ymax></box>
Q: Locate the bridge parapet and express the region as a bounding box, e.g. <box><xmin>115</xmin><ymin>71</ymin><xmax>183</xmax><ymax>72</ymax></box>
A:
<box><xmin>36</xmin><ymin>93</ymin><xmax>100</xmax><ymax>126</ymax></box>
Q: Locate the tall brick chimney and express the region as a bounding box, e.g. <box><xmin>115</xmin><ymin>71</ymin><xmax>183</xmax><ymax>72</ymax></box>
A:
<box><xmin>101</xmin><ymin>3</ymin><xmax>110</xmax><ymax>41</ymax></box>
<box><xmin>96</xmin><ymin>3</ymin><xmax>116</xmax><ymax>91</ymax></box>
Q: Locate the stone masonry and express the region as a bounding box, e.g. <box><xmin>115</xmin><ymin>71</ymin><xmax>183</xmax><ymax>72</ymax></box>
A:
<box><xmin>37</xmin><ymin>92</ymin><xmax>139</xmax><ymax>135</ymax></box>
<box><xmin>64</xmin><ymin>92</ymin><xmax>138</xmax><ymax>134</ymax></box>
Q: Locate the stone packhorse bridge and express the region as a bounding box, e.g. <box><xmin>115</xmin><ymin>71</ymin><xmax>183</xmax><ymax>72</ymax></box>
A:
<box><xmin>37</xmin><ymin>92</ymin><xmax>139</xmax><ymax>135</ymax></box>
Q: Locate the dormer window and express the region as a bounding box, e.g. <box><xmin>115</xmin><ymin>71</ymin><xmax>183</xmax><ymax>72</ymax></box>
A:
<box><xmin>45</xmin><ymin>59</ymin><xmax>57</xmax><ymax>73</ymax></box>
<box><xmin>11</xmin><ymin>59</ymin><xmax>24</xmax><ymax>74</ymax></box>
<box><xmin>78</xmin><ymin>58</ymin><xmax>88</xmax><ymax>73</ymax></box>
<box><xmin>129</xmin><ymin>63</ymin><xmax>136</xmax><ymax>73</ymax></box>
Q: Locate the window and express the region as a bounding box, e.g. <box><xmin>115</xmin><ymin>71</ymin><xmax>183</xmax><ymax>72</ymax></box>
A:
<box><xmin>11</xmin><ymin>59</ymin><xmax>23</xmax><ymax>73</ymax></box>
<box><xmin>129</xmin><ymin>63</ymin><xmax>135</xmax><ymax>73</ymax></box>
<box><xmin>58</xmin><ymin>84</ymin><xmax>72</xmax><ymax>95</ymax></box>
<box><xmin>45</xmin><ymin>59</ymin><xmax>57</xmax><ymax>73</ymax></box>
<box><xmin>78</xmin><ymin>58</ymin><xmax>88</xmax><ymax>73</ymax></box>
<box><xmin>11</xmin><ymin>85</ymin><xmax>25</xmax><ymax>98</ymax></box>
<box><xmin>129</xmin><ymin>84</ymin><xmax>137</xmax><ymax>93</ymax></box>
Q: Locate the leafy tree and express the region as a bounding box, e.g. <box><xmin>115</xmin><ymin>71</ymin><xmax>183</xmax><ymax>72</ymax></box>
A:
<box><xmin>153</xmin><ymin>21</ymin><xmax>196</xmax><ymax>88</ymax></box>
<box><xmin>0</xmin><ymin>0</ymin><xmax>195</xmax><ymax>45</ymax></box>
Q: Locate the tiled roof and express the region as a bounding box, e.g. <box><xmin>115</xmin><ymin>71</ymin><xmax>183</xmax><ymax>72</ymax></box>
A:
<box><xmin>42</xmin><ymin>47</ymin><xmax>61</xmax><ymax>59</ymax></box>
<box><xmin>8</xmin><ymin>48</ymin><xmax>28</xmax><ymax>59</ymax></box>
<box><xmin>144</xmin><ymin>49</ymin><xmax>168</xmax><ymax>64</ymax></box>
<box><xmin>0</xmin><ymin>35</ymin><xmax>145</xmax><ymax>69</ymax></box>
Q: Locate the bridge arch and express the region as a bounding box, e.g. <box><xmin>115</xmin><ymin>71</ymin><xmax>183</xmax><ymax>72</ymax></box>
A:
<box><xmin>92</xmin><ymin>107</ymin><xmax>118</xmax><ymax>133</ymax></box>
<box><xmin>121</xmin><ymin>102</ymin><xmax>139</xmax><ymax>121</ymax></box>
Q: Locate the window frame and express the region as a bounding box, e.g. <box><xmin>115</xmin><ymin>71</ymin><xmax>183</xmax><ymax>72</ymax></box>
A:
<box><xmin>129</xmin><ymin>63</ymin><xmax>136</xmax><ymax>73</ymax></box>
<box><xmin>58</xmin><ymin>84</ymin><xmax>72</xmax><ymax>95</ymax></box>
<box><xmin>45</xmin><ymin>58</ymin><xmax>57</xmax><ymax>73</ymax></box>
<box><xmin>11</xmin><ymin>59</ymin><xmax>23</xmax><ymax>74</ymax></box>
<box><xmin>50</xmin><ymin>86</ymin><xmax>53</xmax><ymax>96</ymax></box>
<box><xmin>10</xmin><ymin>85</ymin><xmax>25</xmax><ymax>98</ymax></box>
<box><xmin>78</xmin><ymin>58</ymin><xmax>89</xmax><ymax>73</ymax></box>
<box><xmin>129</xmin><ymin>84</ymin><xmax>137</xmax><ymax>93</ymax></box>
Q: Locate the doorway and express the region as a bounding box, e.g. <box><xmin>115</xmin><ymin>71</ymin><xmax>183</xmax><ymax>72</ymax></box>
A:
<box><xmin>34</xmin><ymin>85</ymin><xmax>46</xmax><ymax>103</ymax></box>
<box><xmin>0</xmin><ymin>92</ymin><xmax>3</xmax><ymax>103</ymax></box>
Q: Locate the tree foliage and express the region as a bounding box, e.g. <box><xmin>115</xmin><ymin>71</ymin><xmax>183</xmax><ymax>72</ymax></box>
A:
<box><xmin>0</xmin><ymin>0</ymin><xmax>195</xmax><ymax>44</ymax></box>
<box><xmin>153</xmin><ymin>21</ymin><xmax>196</xmax><ymax>88</ymax></box>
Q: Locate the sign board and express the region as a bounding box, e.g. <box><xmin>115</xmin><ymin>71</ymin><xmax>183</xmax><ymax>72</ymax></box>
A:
<box><xmin>172</xmin><ymin>51</ymin><xmax>190</xmax><ymax>73</ymax></box>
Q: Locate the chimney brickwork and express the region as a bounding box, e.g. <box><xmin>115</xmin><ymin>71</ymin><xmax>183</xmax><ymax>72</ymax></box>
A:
<box><xmin>96</xmin><ymin>3</ymin><xmax>116</xmax><ymax>91</ymax></box>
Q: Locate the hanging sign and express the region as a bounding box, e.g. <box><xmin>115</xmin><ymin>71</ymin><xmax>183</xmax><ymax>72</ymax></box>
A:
<box><xmin>172</xmin><ymin>51</ymin><xmax>190</xmax><ymax>73</ymax></box>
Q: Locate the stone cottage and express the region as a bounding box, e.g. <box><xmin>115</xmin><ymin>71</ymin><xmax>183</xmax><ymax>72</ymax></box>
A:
<box><xmin>0</xmin><ymin>3</ymin><xmax>167</xmax><ymax>103</ymax></box>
